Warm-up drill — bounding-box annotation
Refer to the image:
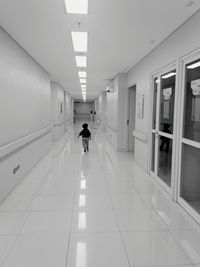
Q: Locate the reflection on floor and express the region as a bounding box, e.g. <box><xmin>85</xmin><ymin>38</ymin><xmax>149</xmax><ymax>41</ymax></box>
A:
<box><xmin>158</xmin><ymin>149</ymin><xmax>172</xmax><ymax>187</ymax></box>
<box><xmin>189</xmin><ymin>201</ymin><xmax>200</xmax><ymax>214</ymax></box>
<box><xmin>0</xmin><ymin>120</ymin><xmax>200</xmax><ymax>266</ymax></box>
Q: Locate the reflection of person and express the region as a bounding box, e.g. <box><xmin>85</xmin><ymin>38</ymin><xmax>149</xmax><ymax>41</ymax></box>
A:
<box><xmin>93</xmin><ymin>111</ymin><xmax>96</xmax><ymax>121</ymax></box>
<box><xmin>90</xmin><ymin>110</ymin><xmax>93</xmax><ymax>121</ymax></box>
<box><xmin>160</xmin><ymin>123</ymin><xmax>171</xmax><ymax>152</ymax></box>
<box><xmin>73</xmin><ymin>110</ymin><xmax>76</xmax><ymax>124</ymax></box>
<box><xmin>78</xmin><ymin>123</ymin><xmax>91</xmax><ymax>152</ymax></box>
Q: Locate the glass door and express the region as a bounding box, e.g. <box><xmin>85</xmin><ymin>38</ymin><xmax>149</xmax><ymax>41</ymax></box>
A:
<box><xmin>178</xmin><ymin>55</ymin><xmax>200</xmax><ymax>223</ymax></box>
<box><xmin>151</xmin><ymin>69</ymin><xmax>176</xmax><ymax>192</ymax></box>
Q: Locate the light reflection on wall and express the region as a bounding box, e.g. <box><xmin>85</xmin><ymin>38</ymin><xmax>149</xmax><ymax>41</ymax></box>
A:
<box><xmin>76</xmin><ymin>242</ymin><xmax>86</xmax><ymax>267</ymax></box>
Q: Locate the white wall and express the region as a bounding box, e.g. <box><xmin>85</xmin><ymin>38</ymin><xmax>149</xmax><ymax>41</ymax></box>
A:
<box><xmin>74</xmin><ymin>102</ymin><xmax>92</xmax><ymax>120</ymax></box>
<box><xmin>0</xmin><ymin>27</ymin><xmax>51</xmax><ymax>203</ymax></box>
<box><xmin>127</xmin><ymin>9</ymin><xmax>200</xmax><ymax>170</ymax></box>
<box><xmin>51</xmin><ymin>81</ymin><xmax>65</xmax><ymax>140</ymax></box>
<box><xmin>104</xmin><ymin>74</ymin><xmax>128</xmax><ymax>150</ymax></box>
<box><xmin>97</xmin><ymin>92</ymin><xmax>107</xmax><ymax>131</ymax></box>
<box><xmin>117</xmin><ymin>73</ymin><xmax>128</xmax><ymax>151</ymax></box>
<box><xmin>64</xmin><ymin>92</ymin><xmax>73</xmax><ymax>131</ymax></box>
<box><xmin>106</xmin><ymin>78</ymin><xmax>118</xmax><ymax>147</ymax></box>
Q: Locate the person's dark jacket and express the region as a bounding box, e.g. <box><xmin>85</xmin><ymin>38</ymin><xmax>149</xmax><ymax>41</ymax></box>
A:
<box><xmin>79</xmin><ymin>129</ymin><xmax>91</xmax><ymax>138</ymax></box>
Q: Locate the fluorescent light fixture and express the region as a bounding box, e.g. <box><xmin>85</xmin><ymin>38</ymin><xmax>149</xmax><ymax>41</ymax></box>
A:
<box><xmin>65</xmin><ymin>0</ymin><xmax>88</xmax><ymax>14</ymax></box>
<box><xmin>187</xmin><ymin>61</ymin><xmax>200</xmax><ymax>69</ymax></box>
<box><xmin>75</xmin><ymin>56</ymin><xmax>87</xmax><ymax>67</ymax></box>
<box><xmin>71</xmin><ymin>32</ymin><xmax>88</xmax><ymax>52</ymax></box>
<box><xmin>80</xmin><ymin>78</ymin><xmax>86</xmax><ymax>84</ymax></box>
<box><xmin>162</xmin><ymin>72</ymin><xmax>176</xmax><ymax>79</ymax></box>
<box><xmin>78</xmin><ymin>71</ymin><xmax>87</xmax><ymax>78</ymax></box>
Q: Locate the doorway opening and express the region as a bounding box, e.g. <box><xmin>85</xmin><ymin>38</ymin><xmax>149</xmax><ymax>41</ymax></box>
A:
<box><xmin>127</xmin><ymin>85</ymin><xmax>136</xmax><ymax>152</ymax></box>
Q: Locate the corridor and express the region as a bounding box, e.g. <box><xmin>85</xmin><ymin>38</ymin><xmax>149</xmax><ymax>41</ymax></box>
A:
<box><xmin>0</xmin><ymin>122</ymin><xmax>199</xmax><ymax>267</ymax></box>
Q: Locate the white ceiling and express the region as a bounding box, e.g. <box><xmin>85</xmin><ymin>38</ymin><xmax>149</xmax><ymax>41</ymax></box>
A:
<box><xmin>0</xmin><ymin>0</ymin><xmax>200</xmax><ymax>100</ymax></box>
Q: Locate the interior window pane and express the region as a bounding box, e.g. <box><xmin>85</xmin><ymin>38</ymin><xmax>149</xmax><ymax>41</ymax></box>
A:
<box><xmin>183</xmin><ymin>59</ymin><xmax>200</xmax><ymax>142</ymax></box>
<box><xmin>152</xmin><ymin>78</ymin><xmax>158</xmax><ymax>129</ymax></box>
<box><xmin>158</xmin><ymin>135</ymin><xmax>172</xmax><ymax>187</ymax></box>
<box><xmin>159</xmin><ymin>70</ymin><xmax>176</xmax><ymax>134</ymax></box>
<box><xmin>180</xmin><ymin>144</ymin><xmax>200</xmax><ymax>214</ymax></box>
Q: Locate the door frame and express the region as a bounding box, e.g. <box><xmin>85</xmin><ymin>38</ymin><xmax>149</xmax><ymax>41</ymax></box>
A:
<box><xmin>126</xmin><ymin>83</ymin><xmax>137</xmax><ymax>152</ymax></box>
<box><xmin>148</xmin><ymin>61</ymin><xmax>179</xmax><ymax>199</ymax></box>
<box><xmin>177</xmin><ymin>49</ymin><xmax>200</xmax><ymax>224</ymax></box>
<box><xmin>127</xmin><ymin>84</ymin><xmax>137</xmax><ymax>152</ymax></box>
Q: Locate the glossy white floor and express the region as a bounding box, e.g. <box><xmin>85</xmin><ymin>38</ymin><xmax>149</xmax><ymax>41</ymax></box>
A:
<box><xmin>0</xmin><ymin>121</ymin><xmax>200</xmax><ymax>267</ymax></box>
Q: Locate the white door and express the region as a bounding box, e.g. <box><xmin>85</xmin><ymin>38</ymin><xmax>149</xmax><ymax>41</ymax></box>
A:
<box><xmin>150</xmin><ymin>68</ymin><xmax>177</xmax><ymax>194</ymax></box>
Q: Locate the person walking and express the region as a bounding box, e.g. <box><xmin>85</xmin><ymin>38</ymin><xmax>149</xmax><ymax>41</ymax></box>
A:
<box><xmin>78</xmin><ymin>123</ymin><xmax>91</xmax><ymax>152</ymax></box>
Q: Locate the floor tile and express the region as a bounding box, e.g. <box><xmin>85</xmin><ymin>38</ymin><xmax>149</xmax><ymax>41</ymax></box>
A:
<box><xmin>40</xmin><ymin>181</ymin><xmax>76</xmax><ymax>195</ymax></box>
<box><xmin>115</xmin><ymin>207</ymin><xmax>167</xmax><ymax>231</ymax></box>
<box><xmin>71</xmin><ymin>209</ymin><xmax>119</xmax><ymax>232</ymax></box>
<box><xmin>3</xmin><ymin>234</ymin><xmax>69</xmax><ymax>267</ymax></box>
<box><xmin>107</xmin><ymin>180</ymin><xmax>136</xmax><ymax>193</ymax></box>
<box><xmin>0</xmin><ymin>236</ymin><xmax>17</xmax><ymax>265</ymax></box>
<box><xmin>74</xmin><ymin>193</ymin><xmax>113</xmax><ymax>210</ymax></box>
<box><xmin>122</xmin><ymin>231</ymin><xmax>191</xmax><ymax>266</ymax></box>
<box><xmin>10</xmin><ymin>183</ymin><xmax>41</xmax><ymax>196</ymax></box>
<box><xmin>111</xmin><ymin>193</ymin><xmax>150</xmax><ymax>212</ymax></box>
<box><xmin>0</xmin><ymin>196</ymin><xmax>33</xmax><ymax>211</ymax></box>
<box><xmin>172</xmin><ymin>229</ymin><xmax>200</xmax><ymax>264</ymax></box>
<box><xmin>0</xmin><ymin>212</ymin><xmax>29</xmax><ymax>234</ymax></box>
<box><xmin>30</xmin><ymin>195</ymin><xmax>74</xmax><ymax>211</ymax></box>
<box><xmin>21</xmin><ymin>211</ymin><xmax>72</xmax><ymax>234</ymax></box>
<box><xmin>76</xmin><ymin>178</ymin><xmax>108</xmax><ymax>194</ymax></box>
<box><xmin>67</xmin><ymin>233</ymin><xmax>129</xmax><ymax>267</ymax></box>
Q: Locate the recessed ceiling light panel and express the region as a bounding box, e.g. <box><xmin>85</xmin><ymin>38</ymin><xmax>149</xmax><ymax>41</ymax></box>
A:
<box><xmin>80</xmin><ymin>78</ymin><xmax>86</xmax><ymax>84</ymax></box>
<box><xmin>76</xmin><ymin>56</ymin><xmax>87</xmax><ymax>67</ymax></box>
<box><xmin>71</xmin><ymin>32</ymin><xmax>88</xmax><ymax>52</ymax></box>
<box><xmin>65</xmin><ymin>0</ymin><xmax>88</xmax><ymax>14</ymax></box>
<box><xmin>78</xmin><ymin>71</ymin><xmax>87</xmax><ymax>78</ymax></box>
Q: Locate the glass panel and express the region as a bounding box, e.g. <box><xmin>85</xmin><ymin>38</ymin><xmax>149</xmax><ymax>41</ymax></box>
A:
<box><xmin>158</xmin><ymin>135</ymin><xmax>172</xmax><ymax>187</ymax></box>
<box><xmin>151</xmin><ymin>133</ymin><xmax>155</xmax><ymax>172</ymax></box>
<box><xmin>159</xmin><ymin>70</ymin><xmax>176</xmax><ymax>134</ymax></box>
<box><xmin>180</xmin><ymin>144</ymin><xmax>200</xmax><ymax>214</ymax></box>
<box><xmin>152</xmin><ymin>77</ymin><xmax>158</xmax><ymax>129</ymax></box>
<box><xmin>183</xmin><ymin>59</ymin><xmax>200</xmax><ymax>142</ymax></box>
